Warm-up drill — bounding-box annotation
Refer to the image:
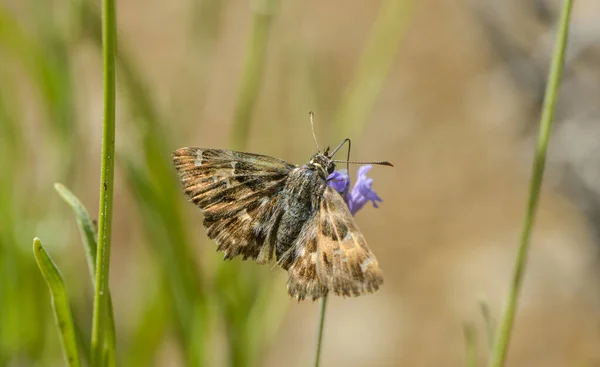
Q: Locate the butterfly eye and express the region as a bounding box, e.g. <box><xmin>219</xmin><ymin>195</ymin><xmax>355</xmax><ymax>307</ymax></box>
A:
<box><xmin>327</xmin><ymin>163</ymin><xmax>335</xmax><ymax>174</ymax></box>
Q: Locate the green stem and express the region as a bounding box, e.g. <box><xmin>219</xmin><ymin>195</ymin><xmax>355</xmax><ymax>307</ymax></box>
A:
<box><xmin>488</xmin><ymin>1</ymin><xmax>573</xmax><ymax>366</ymax></box>
<box><xmin>314</xmin><ymin>294</ymin><xmax>328</xmax><ymax>367</ymax></box>
<box><xmin>230</xmin><ymin>0</ymin><xmax>278</xmax><ymax>151</ymax></box>
<box><xmin>90</xmin><ymin>0</ymin><xmax>117</xmax><ymax>365</ymax></box>
<box><xmin>332</xmin><ymin>0</ymin><xmax>413</xmax><ymax>140</ymax></box>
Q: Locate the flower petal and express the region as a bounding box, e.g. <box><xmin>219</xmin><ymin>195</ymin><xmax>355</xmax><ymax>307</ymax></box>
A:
<box><xmin>326</xmin><ymin>169</ymin><xmax>350</xmax><ymax>194</ymax></box>
<box><xmin>347</xmin><ymin>165</ymin><xmax>382</xmax><ymax>215</ymax></box>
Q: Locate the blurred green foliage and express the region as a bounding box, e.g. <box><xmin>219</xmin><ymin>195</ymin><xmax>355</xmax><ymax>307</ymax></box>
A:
<box><xmin>32</xmin><ymin>238</ymin><xmax>81</xmax><ymax>367</ymax></box>
<box><xmin>0</xmin><ymin>0</ymin><xmax>411</xmax><ymax>365</ymax></box>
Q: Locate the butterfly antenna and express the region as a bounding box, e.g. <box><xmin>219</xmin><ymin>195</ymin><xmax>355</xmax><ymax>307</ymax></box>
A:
<box><xmin>308</xmin><ymin>111</ymin><xmax>321</xmax><ymax>152</ymax></box>
<box><xmin>332</xmin><ymin>159</ymin><xmax>394</xmax><ymax>167</ymax></box>
<box><xmin>329</xmin><ymin>138</ymin><xmax>352</xmax><ymax>172</ymax></box>
<box><xmin>329</xmin><ymin>138</ymin><xmax>392</xmax><ymax>166</ymax></box>
<box><xmin>329</xmin><ymin>138</ymin><xmax>351</xmax><ymax>158</ymax></box>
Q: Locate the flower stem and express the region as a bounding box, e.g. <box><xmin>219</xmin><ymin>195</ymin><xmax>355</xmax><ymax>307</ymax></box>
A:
<box><xmin>488</xmin><ymin>1</ymin><xmax>573</xmax><ymax>366</ymax></box>
<box><xmin>90</xmin><ymin>0</ymin><xmax>117</xmax><ymax>365</ymax></box>
<box><xmin>314</xmin><ymin>294</ymin><xmax>328</xmax><ymax>367</ymax></box>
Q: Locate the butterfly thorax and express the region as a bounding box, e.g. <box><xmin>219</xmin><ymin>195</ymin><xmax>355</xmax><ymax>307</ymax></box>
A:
<box><xmin>275</xmin><ymin>157</ymin><xmax>332</xmax><ymax>266</ymax></box>
<box><xmin>306</xmin><ymin>153</ymin><xmax>336</xmax><ymax>180</ymax></box>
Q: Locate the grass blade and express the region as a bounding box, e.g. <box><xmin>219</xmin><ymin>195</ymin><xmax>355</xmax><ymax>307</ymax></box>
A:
<box><xmin>54</xmin><ymin>182</ymin><xmax>116</xmax><ymax>364</ymax></box>
<box><xmin>332</xmin><ymin>0</ymin><xmax>414</xmax><ymax>140</ymax></box>
<box><xmin>488</xmin><ymin>1</ymin><xmax>574</xmax><ymax>366</ymax></box>
<box><xmin>230</xmin><ymin>0</ymin><xmax>279</xmax><ymax>150</ymax></box>
<box><xmin>479</xmin><ymin>301</ymin><xmax>495</xmax><ymax>350</ymax></box>
<box><xmin>463</xmin><ymin>324</ymin><xmax>477</xmax><ymax>367</ymax></box>
<box><xmin>54</xmin><ymin>183</ymin><xmax>98</xmax><ymax>279</ymax></box>
<box><xmin>32</xmin><ymin>238</ymin><xmax>81</xmax><ymax>367</ymax></box>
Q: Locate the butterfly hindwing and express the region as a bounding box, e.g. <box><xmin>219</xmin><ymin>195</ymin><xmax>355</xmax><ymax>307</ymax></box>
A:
<box><xmin>315</xmin><ymin>186</ymin><xmax>383</xmax><ymax>297</ymax></box>
<box><xmin>173</xmin><ymin>148</ymin><xmax>296</xmax><ymax>263</ymax></box>
<box><xmin>284</xmin><ymin>186</ymin><xmax>383</xmax><ymax>300</ymax></box>
<box><xmin>282</xmin><ymin>214</ymin><xmax>328</xmax><ymax>300</ymax></box>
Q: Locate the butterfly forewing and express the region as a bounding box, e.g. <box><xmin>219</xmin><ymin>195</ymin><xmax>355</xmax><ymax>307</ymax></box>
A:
<box><xmin>173</xmin><ymin>148</ymin><xmax>295</xmax><ymax>263</ymax></box>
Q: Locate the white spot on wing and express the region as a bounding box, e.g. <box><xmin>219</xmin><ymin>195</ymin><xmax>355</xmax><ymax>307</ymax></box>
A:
<box><xmin>360</xmin><ymin>257</ymin><xmax>375</xmax><ymax>272</ymax></box>
<box><xmin>195</xmin><ymin>149</ymin><xmax>204</xmax><ymax>166</ymax></box>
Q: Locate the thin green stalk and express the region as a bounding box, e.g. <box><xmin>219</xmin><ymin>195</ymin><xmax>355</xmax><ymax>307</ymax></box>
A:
<box><xmin>230</xmin><ymin>0</ymin><xmax>278</xmax><ymax>150</ymax></box>
<box><xmin>332</xmin><ymin>0</ymin><xmax>413</xmax><ymax>140</ymax></box>
<box><xmin>488</xmin><ymin>1</ymin><xmax>573</xmax><ymax>366</ymax></box>
<box><xmin>90</xmin><ymin>0</ymin><xmax>117</xmax><ymax>365</ymax></box>
<box><xmin>463</xmin><ymin>324</ymin><xmax>477</xmax><ymax>367</ymax></box>
<box><xmin>33</xmin><ymin>238</ymin><xmax>81</xmax><ymax>367</ymax></box>
<box><xmin>479</xmin><ymin>301</ymin><xmax>495</xmax><ymax>350</ymax></box>
<box><xmin>314</xmin><ymin>294</ymin><xmax>328</xmax><ymax>367</ymax></box>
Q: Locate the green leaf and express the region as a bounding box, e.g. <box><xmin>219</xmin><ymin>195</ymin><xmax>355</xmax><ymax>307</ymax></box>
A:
<box><xmin>32</xmin><ymin>237</ymin><xmax>81</xmax><ymax>367</ymax></box>
<box><xmin>54</xmin><ymin>183</ymin><xmax>116</xmax><ymax>366</ymax></box>
<box><xmin>54</xmin><ymin>183</ymin><xmax>97</xmax><ymax>279</ymax></box>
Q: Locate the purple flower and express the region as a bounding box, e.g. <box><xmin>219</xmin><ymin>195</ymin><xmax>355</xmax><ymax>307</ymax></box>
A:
<box><xmin>326</xmin><ymin>165</ymin><xmax>382</xmax><ymax>215</ymax></box>
<box><xmin>326</xmin><ymin>169</ymin><xmax>350</xmax><ymax>194</ymax></box>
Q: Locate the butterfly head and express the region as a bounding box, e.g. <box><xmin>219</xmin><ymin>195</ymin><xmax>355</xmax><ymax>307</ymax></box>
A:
<box><xmin>308</xmin><ymin>151</ymin><xmax>336</xmax><ymax>179</ymax></box>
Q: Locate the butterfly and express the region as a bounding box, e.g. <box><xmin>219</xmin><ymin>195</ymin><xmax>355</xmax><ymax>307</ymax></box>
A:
<box><xmin>172</xmin><ymin>117</ymin><xmax>391</xmax><ymax>301</ymax></box>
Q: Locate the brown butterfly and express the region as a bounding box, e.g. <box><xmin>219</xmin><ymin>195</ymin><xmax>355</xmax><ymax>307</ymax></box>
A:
<box><xmin>172</xmin><ymin>114</ymin><xmax>391</xmax><ymax>300</ymax></box>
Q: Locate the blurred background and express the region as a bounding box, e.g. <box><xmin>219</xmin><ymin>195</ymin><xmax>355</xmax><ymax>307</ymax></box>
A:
<box><xmin>2</xmin><ymin>0</ymin><xmax>600</xmax><ymax>366</ymax></box>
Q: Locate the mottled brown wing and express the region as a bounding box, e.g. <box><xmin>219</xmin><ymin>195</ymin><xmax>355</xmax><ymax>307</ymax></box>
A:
<box><xmin>172</xmin><ymin>147</ymin><xmax>296</xmax><ymax>263</ymax></box>
<box><xmin>316</xmin><ymin>187</ymin><xmax>383</xmax><ymax>297</ymax></box>
<box><xmin>285</xmin><ymin>187</ymin><xmax>383</xmax><ymax>300</ymax></box>
<box><xmin>284</xmin><ymin>214</ymin><xmax>329</xmax><ymax>301</ymax></box>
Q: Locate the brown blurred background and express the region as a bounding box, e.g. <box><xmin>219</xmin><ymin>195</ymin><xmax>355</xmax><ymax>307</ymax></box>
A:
<box><xmin>2</xmin><ymin>0</ymin><xmax>600</xmax><ymax>366</ymax></box>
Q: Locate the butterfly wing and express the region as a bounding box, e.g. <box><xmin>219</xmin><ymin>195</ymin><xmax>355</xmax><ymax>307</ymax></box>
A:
<box><xmin>284</xmin><ymin>214</ymin><xmax>329</xmax><ymax>300</ymax></box>
<box><xmin>173</xmin><ymin>148</ymin><xmax>296</xmax><ymax>263</ymax></box>
<box><xmin>316</xmin><ymin>186</ymin><xmax>383</xmax><ymax>297</ymax></box>
<box><xmin>285</xmin><ymin>186</ymin><xmax>383</xmax><ymax>300</ymax></box>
